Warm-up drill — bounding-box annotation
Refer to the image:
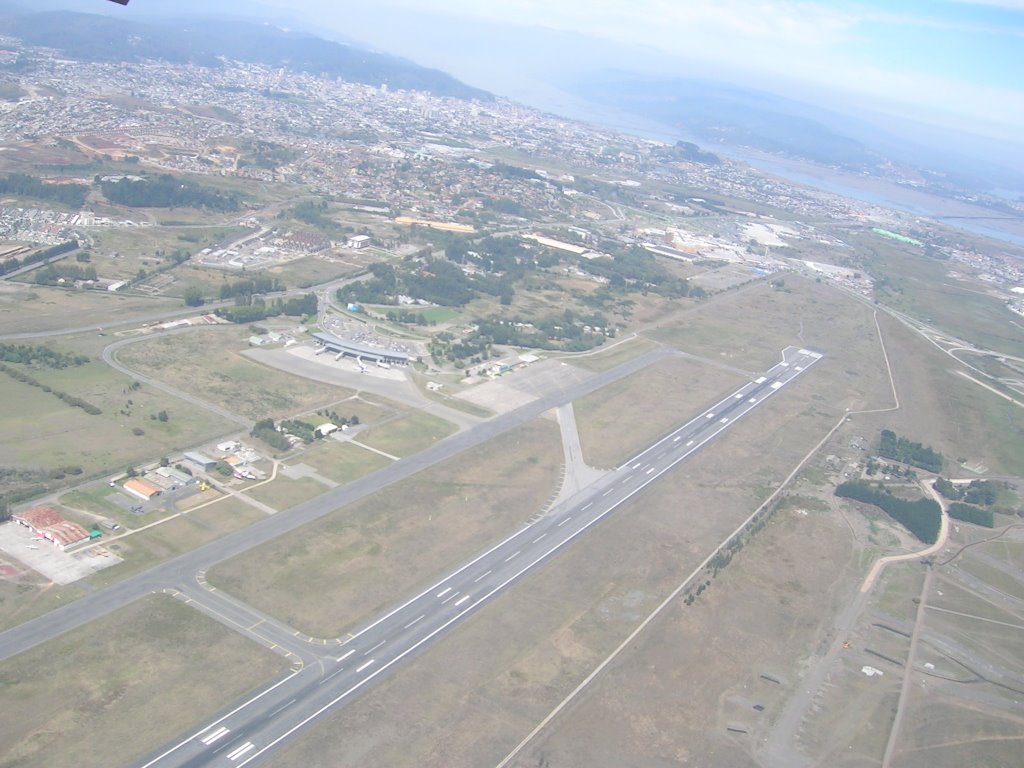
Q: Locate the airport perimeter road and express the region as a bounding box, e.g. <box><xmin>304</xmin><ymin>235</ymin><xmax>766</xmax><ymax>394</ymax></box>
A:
<box><xmin>0</xmin><ymin>347</ymin><xmax>675</xmax><ymax>663</ymax></box>
<box><xmin>133</xmin><ymin>346</ymin><xmax>822</xmax><ymax>768</ymax></box>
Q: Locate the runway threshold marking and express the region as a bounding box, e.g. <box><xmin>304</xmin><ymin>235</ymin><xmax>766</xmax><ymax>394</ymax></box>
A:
<box><xmin>200</xmin><ymin>727</ymin><xmax>229</xmax><ymax>745</ymax></box>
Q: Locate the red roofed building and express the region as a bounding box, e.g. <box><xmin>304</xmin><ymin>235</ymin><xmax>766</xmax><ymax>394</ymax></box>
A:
<box><xmin>11</xmin><ymin>506</ymin><xmax>91</xmax><ymax>551</ymax></box>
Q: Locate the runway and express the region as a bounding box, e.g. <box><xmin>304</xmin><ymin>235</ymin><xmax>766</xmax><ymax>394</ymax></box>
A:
<box><xmin>134</xmin><ymin>346</ymin><xmax>822</xmax><ymax>768</ymax></box>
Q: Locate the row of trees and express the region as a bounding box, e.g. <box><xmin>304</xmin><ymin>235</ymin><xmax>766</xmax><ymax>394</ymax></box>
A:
<box><xmin>219</xmin><ymin>276</ymin><xmax>285</xmax><ymax>300</ymax></box>
<box><xmin>33</xmin><ymin>263</ymin><xmax>98</xmax><ymax>286</ymax></box>
<box><xmin>835</xmin><ymin>480</ymin><xmax>941</xmax><ymax>544</ymax></box>
<box><xmin>0</xmin><ymin>344</ymin><xmax>88</xmax><ymax>368</ymax></box>
<box><xmin>0</xmin><ymin>239</ymin><xmax>80</xmax><ymax>277</ymax></box>
<box><xmin>215</xmin><ymin>293</ymin><xmax>316</xmax><ymax>324</ymax></box>
<box><xmin>0</xmin><ymin>362</ymin><xmax>102</xmax><ymax>415</ymax></box>
<box><xmin>878</xmin><ymin>429</ymin><xmax>943</xmax><ymax>473</ymax></box>
<box><xmin>0</xmin><ymin>173</ymin><xmax>88</xmax><ymax>208</ymax></box>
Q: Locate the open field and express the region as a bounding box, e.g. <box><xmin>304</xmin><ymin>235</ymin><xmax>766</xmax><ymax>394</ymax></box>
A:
<box><xmin>0</xmin><ymin>595</ymin><xmax>287</xmax><ymax>768</ymax></box>
<box><xmin>245</xmin><ymin>475</ymin><xmax>331</xmax><ymax>511</ymax></box>
<box><xmin>266</xmin><ymin>252</ymin><xmax>371</xmax><ymax>289</ymax></box>
<box><xmin>260</xmin><ymin>333</ymin><xmax>858</xmax><ymax>768</ymax></box>
<box><xmin>0</xmin><ymin>282</ymin><xmax>179</xmax><ymax>334</ymax></box>
<box><xmin>849</xmin><ymin>230</ymin><xmax>1024</xmax><ymax>359</ymax></box>
<box><xmin>0</xmin><ymin>355</ymin><xmax>236</xmax><ymax>488</ymax></box>
<box><xmin>564</xmin><ymin>335</ymin><xmax>659</xmax><ymax>372</ymax></box>
<box><xmin>357</xmin><ymin>410</ymin><xmax>456</xmax><ymax>457</ymax></box>
<box><xmin>210</xmin><ymin>418</ymin><xmax>564</xmax><ymax>638</ymax></box>
<box><xmin>859</xmin><ymin>313</ymin><xmax>1024</xmax><ymax>477</ymax></box>
<box><xmin>116</xmin><ymin>326</ymin><xmax>355</xmax><ymax>421</ymax></box>
<box><xmin>292</xmin><ymin>439</ymin><xmax>393</xmax><ymax>485</ymax></box>
<box><xmin>574</xmin><ymin>355</ymin><xmax>744</xmax><ymax>468</ymax></box>
<box><xmin>82</xmin><ymin>496</ymin><xmax>270</xmax><ymax>587</ymax></box>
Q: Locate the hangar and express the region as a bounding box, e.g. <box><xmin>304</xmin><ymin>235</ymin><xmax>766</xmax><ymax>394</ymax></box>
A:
<box><xmin>312</xmin><ymin>332</ymin><xmax>413</xmax><ymax>365</ymax></box>
<box><xmin>11</xmin><ymin>506</ymin><xmax>91</xmax><ymax>551</ymax></box>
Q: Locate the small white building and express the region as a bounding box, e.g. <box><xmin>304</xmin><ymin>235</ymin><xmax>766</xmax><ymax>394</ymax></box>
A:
<box><xmin>347</xmin><ymin>235</ymin><xmax>371</xmax><ymax>249</ymax></box>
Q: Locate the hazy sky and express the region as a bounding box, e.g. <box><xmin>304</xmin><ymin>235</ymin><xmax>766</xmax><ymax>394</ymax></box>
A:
<box><xmin>269</xmin><ymin>0</ymin><xmax>1023</xmax><ymax>140</ymax></box>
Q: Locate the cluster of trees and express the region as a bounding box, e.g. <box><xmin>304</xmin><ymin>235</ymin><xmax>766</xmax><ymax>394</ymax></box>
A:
<box><xmin>251</xmin><ymin>418</ymin><xmax>291</xmax><ymax>451</ymax></box>
<box><xmin>0</xmin><ymin>239</ymin><xmax>80</xmax><ymax>276</ymax></box>
<box><xmin>578</xmin><ymin>246</ymin><xmax>703</xmax><ymax>298</ymax></box>
<box><xmin>878</xmin><ymin>429</ymin><xmax>943</xmax><ymax>473</ymax></box>
<box><xmin>0</xmin><ymin>344</ymin><xmax>88</xmax><ymax>368</ymax></box>
<box><xmin>215</xmin><ymin>293</ymin><xmax>315</xmax><ymax>324</ymax></box>
<box><xmin>0</xmin><ymin>173</ymin><xmax>88</xmax><ymax>208</ymax></box>
<box><xmin>280</xmin><ymin>200</ymin><xmax>344</xmax><ymax>233</ymax></box>
<box><xmin>0</xmin><ymin>362</ymin><xmax>102</xmax><ymax>415</ymax></box>
<box><xmin>473</xmin><ymin>312</ymin><xmax>610</xmax><ymax>353</ymax></box>
<box><xmin>947</xmin><ymin>502</ymin><xmax>994</xmax><ymax>528</ymax></box>
<box><xmin>384</xmin><ymin>309</ymin><xmax>434</xmax><ymax>326</ymax></box>
<box><xmin>101</xmin><ymin>174</ymin><xmax>241</xmax><ymax>211</ymax></box>
<box><xmin>314</xmin><ymin>409</ymin><xmax>359</xmax><ymax>427</ymax></box>
<box><xmin>33</xmin><ymin>263</ymin><xmax>97</xmax><ymax>286</ymax></box>
<box><xmin>933</xmin><ymin>477</ymin><xmax>1000</xmax><ymax>506</ymax></box>
<box><xmin>835</xmin><ymin>480</ymin><xmax>941</xmax><ymax>544</ymax></box>
<box><xmin>219</xmin><ymin>276</ymin><xmax>285</xmax><ymax>300</ymax></box>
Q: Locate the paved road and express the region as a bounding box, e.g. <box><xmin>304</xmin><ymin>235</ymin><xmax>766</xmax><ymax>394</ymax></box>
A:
<box><xmin>131</xmin><ymin>346</ymin><xmax>822</xmax><ymax>768</ymax></box>
<box><xmin>0</xmin><ymin>347</ymin><xmax>675</xmax><ymax>664</ymax></box>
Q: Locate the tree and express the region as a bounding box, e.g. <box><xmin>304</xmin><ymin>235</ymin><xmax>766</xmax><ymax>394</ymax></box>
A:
<box><xmin>183</xmin><ymin>287</ymin><xmax>205</xmax><ymax>307</ymax></box>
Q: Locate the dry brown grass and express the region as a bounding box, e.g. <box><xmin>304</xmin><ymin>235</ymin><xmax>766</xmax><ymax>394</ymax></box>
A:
<box><xmin>210</xmin><ymin>417</ymin><xmax>564</xmax><ymax>638</ymax></box>
<box><xmin>0</xmin><ymin>595</ymin><xmax>286</xmax><ymax>768</ymax></box>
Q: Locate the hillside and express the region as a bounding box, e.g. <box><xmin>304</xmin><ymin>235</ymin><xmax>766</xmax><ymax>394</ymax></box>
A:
<box><xmin>0</xmin><ymin>10</ymin><xmax>492</xmax><ymax>101</ymax></box>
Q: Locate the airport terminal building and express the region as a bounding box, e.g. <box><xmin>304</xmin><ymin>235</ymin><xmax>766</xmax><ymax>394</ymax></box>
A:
<box><xmin>312</xmin><ymin>332</ymin><xmax>413</xmax><ymax>365</ymax></box>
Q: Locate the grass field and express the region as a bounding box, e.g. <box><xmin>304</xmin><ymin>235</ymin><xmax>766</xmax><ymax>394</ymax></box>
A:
<box><xmin>574</xmin><ymin>355</ymin><xmax>744</xmax><ymax>468</ymax></box>
<box><xmin>245</xmin><ymin>475</ymin><xmax>330</xmax><ymax>512</ymax></box>
<box><xmin>861</xmin><ymin>313</ymin><xmax>1024</xmax><ymax>477</ymax></box>
<box><xmin>0</xmin><ymin>355</ymin><xmax>236</xmax><ymax>489</ymax></box>
<box><xmin>850</xmin><ymin>231</ymin><xmax>1024</xmax><ymax>359</ymax></box>
<box><xmin>117</xmin><ymin>326</ymin><xmax>355</xmax><ymax>420</ymax></box>
<box><xmin>209</xmin><ymin>418</ymin><xmax>564</xmax><ymax>638</ymax></box>
<box><xmin>0</xmin><ymin>282</ymin><xmax>179</xmax><ymax>334</ymax></box>
<box><xmin>357</xmin><ymin>410</ymin><xmax>457</xmax><ymax>457</ymax></box>
<box><xmin>294</xmin><ymin>440</ymin><xmax>393</xmax><ymax>485</ymax></box>
<box><xmin>565</xmin><ymin>335</ymin><xmax>659</xmax><ymax>372</ymax></box>
<box><xmin>0</xmin><ymin>595</ymin><xmax>287</xmax><ymax>768</ymax></box>
<box><xmin>259</xmin><ymin>335</ymin><xmax>862</xmax><ymax>768</ymax></box>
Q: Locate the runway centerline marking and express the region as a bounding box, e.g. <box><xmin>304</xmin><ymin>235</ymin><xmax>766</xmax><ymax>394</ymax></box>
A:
<box><xmin>473</xmin><ymin>570</ymin><xmax>492</xmax><ymax>583</ymax></box>
<box><xmin>266</xmin><ymin>699</ymin><xmax>296</xmax><ymax>719</ymax></box>
<box><xmin>403</xmin><ymin>615</ymin><xmax>424</xmax><ymax>629</ymax></box>
<box><xmin>558</xmin><ymin>517</ymin><xmax>572</xmax><ymax>526</ymax></box>
<box><xmin>532</xmin><ymin>534</ymin><xmax>547</xmax><ymax>543</ymax></box>
<box><xmin>505</xmin><ymin>551</ymin><xmax>520</xmax><ymax>562</ymax></box>
<box><xmin>364</xmin><ymin>640</ymin><xmax>385</xmax><ymax>656</ymax></box>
